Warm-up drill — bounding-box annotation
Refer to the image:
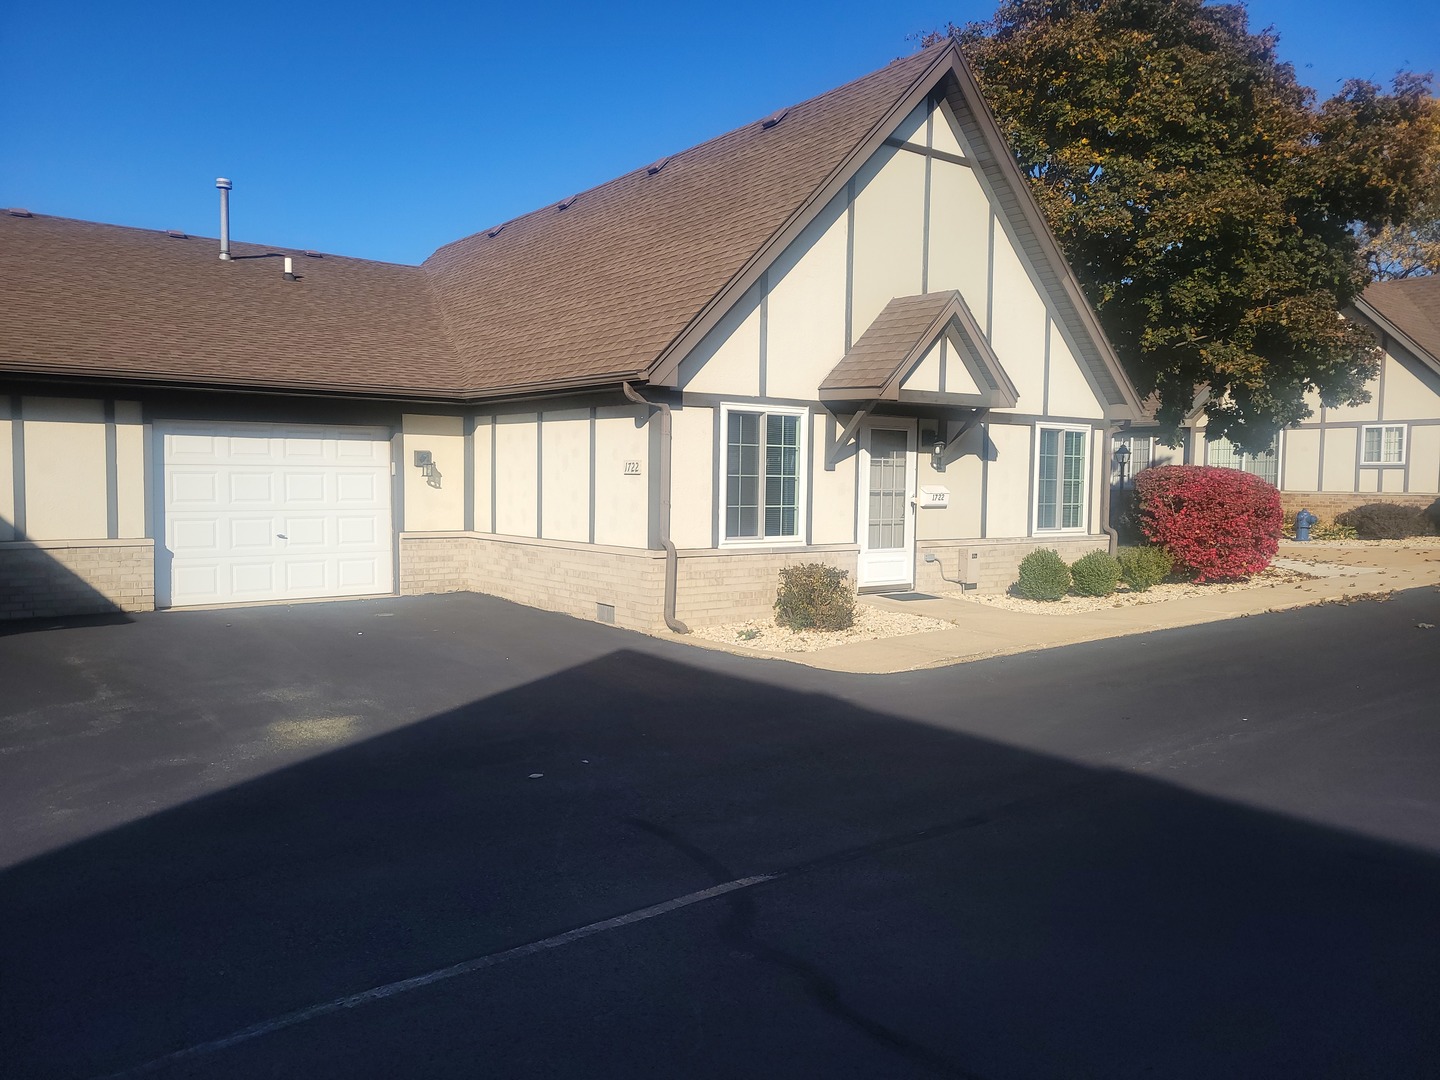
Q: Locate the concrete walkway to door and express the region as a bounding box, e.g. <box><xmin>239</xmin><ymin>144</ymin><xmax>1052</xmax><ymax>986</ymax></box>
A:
<box><xmin>683</xmin><ymin>540</ymin><xmax>1440</xmax><ymax>674</ymax></box>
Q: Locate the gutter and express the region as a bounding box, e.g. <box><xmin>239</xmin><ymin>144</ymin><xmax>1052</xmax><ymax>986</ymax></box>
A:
<box><xmin>621</xmin><ymin>382</ymin><xmax>690</xmax><ymax>634</ymax></box>
<box><xmin>1100</xmin><ymin>424</ymin><xmax>1123</xmax><ymax>555</ymax></box>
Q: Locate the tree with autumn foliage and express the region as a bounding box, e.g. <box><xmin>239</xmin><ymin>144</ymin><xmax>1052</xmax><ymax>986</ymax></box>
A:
<box><xmin>925</xmin><ymin>0</ymin><xmax>1438</xmax><ymax>451</ymax></box>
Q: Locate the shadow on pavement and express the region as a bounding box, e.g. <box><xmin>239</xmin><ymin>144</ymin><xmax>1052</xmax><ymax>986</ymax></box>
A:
<box><xmin>2</xmin><ymin>642</ymin><xmax>1438</xmax><ymax>1079</ymax></box>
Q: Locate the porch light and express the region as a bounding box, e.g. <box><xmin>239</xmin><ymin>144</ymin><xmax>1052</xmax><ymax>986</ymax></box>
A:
<box><xmin>930</xmin><ymin>439</ymin><xmax>947</xmax><ymax>473</ymax></box>
<box><xmin>1114</xmin><ymin>441</ymin><xmax>1132</xmax><ymax>487</ymax></box>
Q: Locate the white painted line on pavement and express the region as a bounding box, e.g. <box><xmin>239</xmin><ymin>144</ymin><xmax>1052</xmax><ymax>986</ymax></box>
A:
<box><xmin>97</xmin><ymin>873</ymin><xmax>776</xmax><ymax>1079</ymax></box>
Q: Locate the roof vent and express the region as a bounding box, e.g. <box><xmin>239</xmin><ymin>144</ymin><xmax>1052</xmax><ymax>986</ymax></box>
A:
<box><xmin>760</xmin><ymin>107</ymin><xmax>790</xmax><ymax>130</ymax></box>
<box><xmin>303</xmin><ymin>249</ymin><xmax>323</xmax><ymax>258</ymax></box>
<box><xmin>556</xmin><ymin>194</ymin><xmax>578</xmax><ymax>210</ymax></box>
<box><xmin>6</xmin><ymin>208</ymin><xmax>33</xmax><ymax>218</ymax></box>
<box><xmin>645</xmin><ymin>157</ymin><xmax>669</xmax><ymax>176</ymax></box>
<box><xmin>486</xmin><ymin>224</ymin><xmax>506</xmax><ymax>238</ymax></box>
<box><xmin>167</xmin><ymin>229</ymin><xmax>188</xmax><ymax>239</ymax></box>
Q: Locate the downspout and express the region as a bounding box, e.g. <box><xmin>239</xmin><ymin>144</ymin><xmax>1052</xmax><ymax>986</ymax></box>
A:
<box><xmin>622</xmin><ymin>382</ymin><xmax>690</xmax><ymax>634</ymax></box>
<box><xmin>1101</xmin><ymin>423</ymin><xmax>1122</xmax><ymax>555</ymax></box>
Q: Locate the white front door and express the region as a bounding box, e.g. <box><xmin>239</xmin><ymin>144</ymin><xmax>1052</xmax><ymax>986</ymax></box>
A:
<box><xmin>856</xmin><ymin>421</ymin><xmax>916</xmax><ymax>589</ymax></box>
<box><xmin>158</xmin><ymin>422</ymin><xmax>394</xmax><ymax>607</ymax></box>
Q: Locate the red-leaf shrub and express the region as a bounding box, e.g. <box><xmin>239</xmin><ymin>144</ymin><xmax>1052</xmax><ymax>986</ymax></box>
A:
<box><xmin>1134</xmin><ymin>465</ymin><xmax>1282</xmax><ymax>582</ymax></box>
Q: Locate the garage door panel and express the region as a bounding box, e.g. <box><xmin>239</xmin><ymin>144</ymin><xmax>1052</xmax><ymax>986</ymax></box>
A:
<box><xmin>229</xmin><ymin>472</ymin><xmax>276</xmax><ymax>504</ymax></box>
<box><xmin>169</xmin><ymin>471</ymin><xmax>219</xmax><ymax>507</ymax></box>
<box><xmin>337</xmin><ymin>558</ymin><xmax>383</xmax><ymax>588</ymax></box>
<box><xmin>283</xmin><ymin>472</ymin><xmax>326</xmax><ymax>502</ymax></box>
<box><xmin>161</xmin><ymin>422</ymin><xmax>393</xmax><ymax>607</ymax></box>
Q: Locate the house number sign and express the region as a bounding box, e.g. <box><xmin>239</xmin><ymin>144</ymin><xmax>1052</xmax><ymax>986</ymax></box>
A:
<box><xmin>623</xmin><ymin>460</ymin><xmax>642</xmax><ymax>475</ymax></box>
<box><xmin>918</xmin><ymin>486</ymin><xmax>950</xmax><ymax>509</ymax></box>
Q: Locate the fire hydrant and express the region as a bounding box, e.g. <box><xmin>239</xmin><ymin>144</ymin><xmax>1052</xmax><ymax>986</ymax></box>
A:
<box><xmin>1294</xmin><ymin>508</ymin><xmax>1318</xmax><ymax>542</ymax></box>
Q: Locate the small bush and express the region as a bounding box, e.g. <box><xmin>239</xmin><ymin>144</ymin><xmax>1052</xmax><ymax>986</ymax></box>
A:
<box><xmin>1014</xmin><ymin>548</ymin><xmax>1071</xmax><ymax>601</ymax></box>
<box><xmin>1335</xmin><ymin>502</ymin><xmax>1436</xmax><ymax>540</ymax></box>
<box><xmin>1118</xmin><ymin>546</ymin><xmax>1175</xmax><ymax>592</ymax></box>
<box><xmin>1135</xmin><ymin>465</ymin><xmax>1282</xmax><ymax>582</ymax></box>
<box><xmin>774</xmin><ymin>563</ymin><xmax>855</xmax><ymax>631</ymax></box>
<box><xmin>1425</xmin><ymin>497</ymin><xmax>1440</xmax><ymax>532</ymax></box>
<box><xmin>1070</xmin><ymin>550</ymin><xmax>1122</xmax><ymax>596</ymax></box>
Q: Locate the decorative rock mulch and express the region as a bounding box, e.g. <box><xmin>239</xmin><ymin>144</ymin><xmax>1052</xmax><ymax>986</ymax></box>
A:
<box><xmin>949</xmin><ymin>565</ymin><xmax>1319</xmax><ymax>616</ymax></box>
<box><xmin>692</xmin><ymin>604</ymin><xmax>952</xmax><ymax>653</ymax></box>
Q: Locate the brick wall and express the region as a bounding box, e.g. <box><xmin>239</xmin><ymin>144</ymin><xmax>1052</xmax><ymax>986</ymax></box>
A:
<box><xmin>398</xmin><ymin>533</ymin><xmax>863</xmax><ymax>632</ymax></box>
<box><xmin>400</xmin><ymin>532</ymin><xmax>668</xmax><ymax>631</ymax></box>
<box><xmin>0</xmin><ymin>540</ymin><xmax>155</xmax><ymax>621</ymax></box>
<box><xmin>915</xmin><ymin>536</ymin><xmax>1109</xmax><ymax>595</ymax></box>
<box><xmin>1279</xmin><ymin>492</ymin><xmax>1439</xmax><ymax>521</ymax></box>
<box><xmin>675</xmin><ymin>545</ymin><xmax>857</xmax><ymax>628</ymax></box>
<box><xmin>398</xmin><ymin>533</ymin><xmax>473</xmax><ymax>595</ymax></box>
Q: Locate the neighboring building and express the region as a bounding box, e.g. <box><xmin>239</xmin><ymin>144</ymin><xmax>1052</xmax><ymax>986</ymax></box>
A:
<box><xmin>1113</xmin><ymin>277</ymin><xmax>1440</xmax><ymax>520</ymax></box>
<box><xmin>0</xmin><ymin>42</ymin><xmax>1144</xmax><ymax>629</ymax></box>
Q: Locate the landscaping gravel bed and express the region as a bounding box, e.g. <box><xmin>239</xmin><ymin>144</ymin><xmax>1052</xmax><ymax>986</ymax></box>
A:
<box><xmin>950</xmin><ymin>565</ymin><xmax>1317</xmax><ymax>615</ymax></box>
<box><xmin>692</xmin><ymin>604</ymin><xmax>953</xmax><ymax>653</ymax></box>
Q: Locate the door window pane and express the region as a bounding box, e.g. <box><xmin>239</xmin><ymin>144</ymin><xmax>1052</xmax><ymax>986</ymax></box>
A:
<box><xmin>867</xmin><ymin>429</ymin><xmax>908</xmax><ymax>549</ymax></box>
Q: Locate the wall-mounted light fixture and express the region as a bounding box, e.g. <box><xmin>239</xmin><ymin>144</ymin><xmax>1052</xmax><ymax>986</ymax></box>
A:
<box><xmin>413</xmin><ymin>449</ymin><xmax>441</xmax><ymax>487</ymax></box>
<box><xmin>1114</xmin><ymin>440</ymin><xmax>1132</xmax><ymax>487</ymax></box>
<box><xmin>922</xmin><ymin>430</ymin><xmax>947</xmax><ymax>472</ymax></box>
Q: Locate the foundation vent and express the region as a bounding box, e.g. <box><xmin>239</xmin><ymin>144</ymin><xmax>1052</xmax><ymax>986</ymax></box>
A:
<box><xmin>596</xmin><ymin>602</ymin><xmax>616</xmax><ymax>624</ymax></box>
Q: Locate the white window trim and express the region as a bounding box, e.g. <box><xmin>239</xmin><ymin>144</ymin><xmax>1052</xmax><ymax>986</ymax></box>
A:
<box><xmin>1033</xmin><ymin>423</ymin><xmax>1091</xmax><ymax>534</ymax></box>
<box><xmin>1360</xmin><ymin>423</ymin><xmax>1407</xmax><ymax>466</ymax></box>
<box><xmin>717</xmin><ymin>402</ymin><xmax>809</xmax><ymax>547</ymax></box>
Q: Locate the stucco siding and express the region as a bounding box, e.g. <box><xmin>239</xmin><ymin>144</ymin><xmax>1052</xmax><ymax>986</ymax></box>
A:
<box><xmin>1410</xmin><ymin>426</ymin><xmax>1440</xmax><ymax>492</ymax></box>
<box><xmin>1282</xmin><ymin>428</ymin><xmax>1321</xmax><ymax>491</ymax></box>
<box><xmin>592</xmin><ymin>405</ymin><xmax>649</xmax><ymax>549</ymax></box>
<box><xmin>1381</xmin><ymin>347</ymin><xmax>1440</xmax><ymax>421</ymax></box>
<box><xmin>0</xmin><ymin>405</ymin><xmax>14</xmax><ymax>542</ymax></box>
<box><xmin>494</xmin><ymin>413</ymin><xmax>540</xmax><ymax>537</ymax></box>
<box><xmin>914</xmin><ymin>419</ymin><xmax>983</xmax><ymax>541</ymax></box>
<box><xmin>925</xmin><ymin>157</ymin><xmax>990</xmax><ymax>318</ymax></box>
<box><xmin>473</xmin><ymin>415</ymin><xmax>493</xmax><ymax>532</ymax></box>
<box><xmin>540</xmin><ymin>408</ymin><xmax>591</xmax><ymax>543</ymax></box>
<box><xmin>764</xmin><ymin>193</ymin><xmax>848</xmax><ymax>401</ymax></box>
<box><xmin>810</xmin><ymin>413</ymin><xmax>856</xmax><ymax>545</ymax></box>
<box><xmin>984</xmin><ymin>422</ymin><xmax>1032</xmax><ymax>538</ymax></box>
<box><xmin>22</xmin><ymin>396</ymin><xmax>108</xmax><ymax>541</ymax></box>
<box><xmin>1321</xmin><ymin>428</ymin><xmax>1359</xmax><ymax>491</ymax></box>
<box><xmin>114</xmin><ymin>401</ymin><xmax>146</xmax><ymax>539</ymax></box>
<box><xmin>850</xmin><ymin>144</ymin><xmax>925</xmax><ymax>342</ymax></box>
<box><xmin>402</xmin><ymin>413</ymin><xmax>465</xmax><ymax>532</ymax></box>
<box><xmin>1046</xmin><ymin>322</ymin><xmax>1104</xmax><ymax>419</ymax></box>
<box><xmin>676</xmin><ymin>282</ymin><xmax>762</xmax><ymax>396</ymax></box>
<box><xmin>987</xmin><ymin>227</ymin><xmax>1047</xmax><ymax>414</ymax></box>
<box><xmin>669</xmin><ymin>403</ymin><xmax>714</xmax><ymax>549</ymax></box>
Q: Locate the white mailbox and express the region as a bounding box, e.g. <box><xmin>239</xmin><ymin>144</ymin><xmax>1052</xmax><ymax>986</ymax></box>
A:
<box><xmin>918</xmin><ymin>486</ymin><xmax>950</xmax><ymax>509</ymax></box>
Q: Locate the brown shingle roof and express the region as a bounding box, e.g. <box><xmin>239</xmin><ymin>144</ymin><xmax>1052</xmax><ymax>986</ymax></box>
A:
<box><xmin>0</xmin><ymin>214</ymin><xmax>461</xmax><ymax>395</ymax></box>
<box><xmin>819</xmin><ymin>292</ymin><xmax>1018</xmax><ymax>406</ymax></box>
<box><xmin>422</xmin><ymin>47</ymin><xmax>945</xmax><ymax>395</ymax></box>
<box><xmin>1359</xmin><ymin>276</ymin><xmax>1440</xmax><ymax>374</ymax></box>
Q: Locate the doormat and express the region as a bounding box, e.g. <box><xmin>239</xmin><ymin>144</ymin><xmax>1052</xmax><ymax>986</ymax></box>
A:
<box><xmin>877</xmin><ymin>591</ymin><xmax>940</xmax><ymax>601</ymax></box>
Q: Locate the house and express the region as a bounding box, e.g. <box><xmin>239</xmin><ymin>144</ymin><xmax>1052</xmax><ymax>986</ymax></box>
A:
<box><xmin>0</xmin><ymin>42</ymin><xmax>1145</xmax><ymax>630</ymax></box>
<box><xmin>1111</xmin><ymin>276</ymin><xmax>1440</xmax><ymax>522</ymax></box>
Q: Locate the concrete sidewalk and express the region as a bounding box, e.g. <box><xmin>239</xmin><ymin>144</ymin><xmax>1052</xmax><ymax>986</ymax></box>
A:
<box><xmin>687</xmin><ymin>540</ymin><xmax>1440</xmax><ymax>674</ymax></box>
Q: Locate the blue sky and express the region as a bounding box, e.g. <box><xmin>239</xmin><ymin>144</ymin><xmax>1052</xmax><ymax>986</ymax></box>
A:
<box><xmin>2</xmin><ymin>1</ymin><xmax>1435</xmax><ymax>265</ymax></box>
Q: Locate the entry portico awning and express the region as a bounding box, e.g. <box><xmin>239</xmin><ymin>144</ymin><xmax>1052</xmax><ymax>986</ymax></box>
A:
<box><xmin>818</xmin><ymin>291</ymin><xmax>1019</xmax><ymax>409</ymax></box>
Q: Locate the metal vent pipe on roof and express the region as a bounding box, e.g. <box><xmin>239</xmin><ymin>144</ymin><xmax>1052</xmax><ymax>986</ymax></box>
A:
<box><xmin>215</xmin><ymin>177</ymin><xmax>232</xmax><ymax>261</ymax></box>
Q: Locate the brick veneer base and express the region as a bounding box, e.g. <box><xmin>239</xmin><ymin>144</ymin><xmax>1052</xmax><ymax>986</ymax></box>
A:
<box><xmin>0</xmin><ymin>539</ymin><xmax>155</xmax><ymax>621</ymax></box>
<box><xmin>1279</xmin><ymin>492</ymin><xmax>1439</xmax><ymax>521</ymax></box>
<box><xmin>915</xmin><ymin>536</ymin><xmax>1111</xmax><ymax>595</ymax></box>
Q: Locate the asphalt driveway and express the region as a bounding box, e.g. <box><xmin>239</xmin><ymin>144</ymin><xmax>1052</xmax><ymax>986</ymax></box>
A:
<box><xmin>2</xmin><ymin>589</ymin><xmax>1439</xmax><ymax>1078</ymax></box>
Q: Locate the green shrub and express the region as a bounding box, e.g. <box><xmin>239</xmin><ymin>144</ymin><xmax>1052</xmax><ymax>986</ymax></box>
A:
<box><xmin>1013</xmin><ymin>548</ymin><xmax>1071</xmax><ymax>601</ymax></box>
<box><xmin>1117</xmin><ymin>546</ymin><xmax>1174</xmax><ymax>592</ymax></box>
<box><xmin>1426</xmin><ymin>497</ymin><xmax>1440</xmax><ymax>532</ymax></box>
<box><xmin>774</xmin><ymin>563</ymin><xmax>855</xmax><ymax>631</ymax></box>
<box><xmin>1335</xmin><ymin>502</ymin><xmax>1435</xmax><ymax>540</ymax></box>
<box><xmin>1070</xmin><ymin>550</ymin><xmax>1122</xmax><ymax>596</ymax></box>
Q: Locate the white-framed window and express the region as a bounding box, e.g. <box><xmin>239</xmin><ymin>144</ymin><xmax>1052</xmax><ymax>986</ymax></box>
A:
<box><xmin>1206</xmin><ymin>435</ymin><xmax>1279</xmax><ymax>486</ymax></box>
<box><xmin>1035</xmin><ymin>424</ymin><xmax>1089</xmax><ymax>532</ymax></box>
<box><xmin>1112</xmin><ymin>434</ymin><xmax>1153</xmax><ymax>487</ymax></box>
<box><xmin>720</xmin><ymin>403</ymin><xmax>807</xmax><ymax>543</ymax></box>
<box><xmin>1361</xmin><ymin>424</ymin><xmax>1406</xmax><ymax>465</ymax></box>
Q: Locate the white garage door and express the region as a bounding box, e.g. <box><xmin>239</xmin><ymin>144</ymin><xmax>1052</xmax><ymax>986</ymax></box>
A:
<box><xmin>159</xmin><ymin>422</ymin><xmax>394</xmax><ymax>607</ymax></box>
